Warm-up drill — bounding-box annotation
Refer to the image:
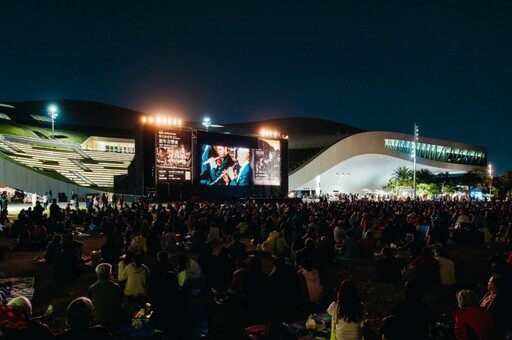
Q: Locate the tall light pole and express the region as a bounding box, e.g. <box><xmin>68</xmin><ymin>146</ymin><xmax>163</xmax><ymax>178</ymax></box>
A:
<box><xmin>48</xmin><ymin>104</ymin><xmax>58</xmax><ymax>139</ymax></box>
<box><xmin>413</xmin><ymin>123</ymin><xmax>419</xmax><ymax>200</ymax></box>
<box><xmin>202</xmin><ymin>117</ymin><xmax>211</xmax><ymax>131</ymax></box>
<box><xmin>488</xmin><ymin>163</ymin><xmax>493</xmax><ymax>197</ymax></box>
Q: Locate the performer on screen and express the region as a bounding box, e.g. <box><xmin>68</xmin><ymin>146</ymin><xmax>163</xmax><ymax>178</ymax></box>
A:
<box><xmin>200</xmin><ymin>145</ymin><xmax>235</xmax><ymax>185</ymax></box>
<box><xmin>230</xmin><ymin>148</ymin><xmax>252</xmax><ymax>186</ymax></box>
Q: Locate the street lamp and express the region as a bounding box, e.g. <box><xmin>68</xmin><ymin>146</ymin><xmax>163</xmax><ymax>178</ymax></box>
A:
<box><xmin>412</xmin><ymin>123</ymin><xmax>419</xmax><ymax>200</ymax></box>
<box><xmin>488</xmin><ymin>163</ymin><xmax>493</xmax><ymax>197</ymax></box>
<box><xmin>202</xmin><ymin>117</ymin><xmax>211</xmax><ymax>131</ymax></box>
<box><xmin>48</xmin><ymin>104</ymin><xmax>58</xmax><ymax>139</ymax></box>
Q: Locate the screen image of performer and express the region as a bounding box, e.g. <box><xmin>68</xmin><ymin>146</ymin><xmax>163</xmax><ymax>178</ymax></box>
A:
<box><xmin>200</xmin><ymin>145</ymin><xmax>235</xmax><ymax>185</ymax></box>
<box><xmin>230</xmin><ymin>148</ymin><xmax>252</xmax><ymax>186</ymax></box>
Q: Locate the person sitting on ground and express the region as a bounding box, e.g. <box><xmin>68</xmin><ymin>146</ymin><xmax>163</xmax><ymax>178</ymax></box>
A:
<box><xmin>152</xmin><ymin>271</ymin><xmax>188</xmax><ymax>335</ymax></box>
<box><xmin>227</xmin><ymin>232</ymin><xmax>247</xmax><ymax>261</ymax></box>
<box><xmin>268</xmin><ymin>257</ymin><xmax>301</xmax><ymax>309</ymax></box>
<box><xmin>327</xmin><ymin>279</ymin><xmax>366</xmax><ymax>340</ymax></box>
<box><xmin>358</xmin><ymin>231</ymin><xmax>376</xmax><ymax>258</ymax></box>
<box><xmin>339</xmin><ymin>230</ymin><xmax>359</xmax><ymax>259</ymax></box>
<box><xmin>479</xmin><ymin>273</ymin><xmax>512</xmax><ymax>337</ymax></box>
<box><xmin>59</xmin><ymin>297</ymin><xmax>115</xmax><ymax>340</ymax></box>
<box><xmin>297</xmin><ymin>258</ymin><xmax>323</xmax><ymax>303</ymax></box>
<box><xmin>148</xmin><ymin>251</ymin><xmax>171</xmax><ymax>296</ymax></box>
<box><xmin>87</xmin><ymin>263</ymin><xmax>124</xmax><ymax>328</ymax></box>
<box><xmin>100</xmin><ymin>234</ymin><xmax>121</xmax><ymax>266</ymax></box>
<box><xmin>117</xmin><ymin>251</ymin><xmax>134</xmax><ymax>292</ymax></box>
<box><xmin>390</xmin><ymin>280</ymin><xmax>432</xmax><ymax>340</ymax></box>
<box><xmin>120</xmin><ymin>252</ymin><xmax>150</xmax><ymax>300</ymax></box>
<box><xmin>176</xmin><ymin>253</ymin><xmax>204</xmax><ymax>293</ymax></box>
<box><xmin>43</xmin><ymin>233</ymin><xmax>63</xmax><ymax>264</ymax></box>
<box><xmin>398</xmin><ymin>230</ymin><xmax>426</xmax><ymax>262</ymax></box>
<box><xmin>261</xmin><ymin>230</ymin><xmax>280</xmax><ymax>255</ymax></box>
<box><xmin>294</xmin><ymin>237</ymin><xmax>319</xmax><ymax>269</ymax></box>
<box><xmin>454</xmin><ymin>289</ymin><xmax>499</xmax><ymax>340</ymax></box>
<box><xmin>0</xmin><ymin>296</ymin><xmax>56</xmax><ymax>339</ymax></box>
<box><xmin>374</xmin><ymin>247</ymin><xmax>404</xmax><ymax>284</ymax></box>
<box><xmin>207</xmin><ymin>223</ymin><xmax>222</xmax><ymax>244</ymax></box>
<box><xmin>54</xmin><ymin>233</ymin><xmax>80</xmax><ymax>281</ymax></box>
<box><xmin>242</xmin><ymin>257</ymin><xmax>270</xmax><ymax>309</ymax></box>
<box><xmin>405</xmin><ymin>247</ymin><xmax>439</xmax><ymax>287</ymax></box>
<box><xmin>434</xmin><ymin>247</ymin><xmax>456</xmax><ymax>287</ymax></box>
<box><xmin>230</xmin><ymin>258</ymin><xmax>248</xmax><ymax>295</ymax></box>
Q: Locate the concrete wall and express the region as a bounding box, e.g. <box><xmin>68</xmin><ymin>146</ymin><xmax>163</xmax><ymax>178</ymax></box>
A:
<box><xmin>0</xmin><ymin>157</ymin><xmax>101</xmax><ymax>197</ymax></box>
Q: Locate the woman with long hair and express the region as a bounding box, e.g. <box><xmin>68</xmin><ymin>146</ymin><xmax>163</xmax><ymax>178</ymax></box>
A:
<box><xmin>327</xmin><ymin>279</ymin><xmax>366</xmax><ymax>340</ymax></box>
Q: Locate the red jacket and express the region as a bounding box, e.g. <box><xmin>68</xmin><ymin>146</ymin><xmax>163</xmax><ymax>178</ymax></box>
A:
<box><xmin>454</xmin><ymin>305</ymin><xmax>499</xmax><ymax>340</ymax></box>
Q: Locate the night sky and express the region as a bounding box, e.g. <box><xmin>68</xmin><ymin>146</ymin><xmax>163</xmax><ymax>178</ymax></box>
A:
<box><xmin>2</xmin><ymin>1</ymin><xmax>511</xmax><ymax>174</ymax></box>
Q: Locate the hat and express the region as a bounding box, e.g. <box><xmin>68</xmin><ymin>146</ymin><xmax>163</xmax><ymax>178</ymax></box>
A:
<box><xmin>456</xmin><ymin>290</ymin><xmax>479</xmax><ymax>308</ymax></box>
<box><xmin>7</xmin><ymin>296</ymin><xmax>32</xmax><ymax>317</ymax></box>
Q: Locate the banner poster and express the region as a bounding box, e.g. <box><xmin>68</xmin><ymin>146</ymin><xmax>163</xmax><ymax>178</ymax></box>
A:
<box><xmin>155</xmin><ymin>129</ymin><xmax>192</xmax><ymax>183</ymax></box>
<box><xmin>253</xmin><ymin>138</ymin><xmax>281</xmax><ymax>186</ymax></box>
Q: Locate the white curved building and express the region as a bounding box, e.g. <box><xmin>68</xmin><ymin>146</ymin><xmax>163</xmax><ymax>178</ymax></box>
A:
<box><xmin>289</xmin><ymin>131</ymin><xmax>487</xmax><ymax>195</ymax></box>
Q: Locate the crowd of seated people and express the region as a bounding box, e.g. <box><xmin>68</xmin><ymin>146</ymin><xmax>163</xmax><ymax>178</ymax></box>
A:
<box><xmin>1</xmin><ymin>194</ymin><xmax>512</xmax><ymax>339</ymax></box>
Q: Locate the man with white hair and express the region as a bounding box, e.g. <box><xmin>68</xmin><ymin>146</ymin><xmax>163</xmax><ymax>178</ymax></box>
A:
<box><xmin>232</xmin><ymin>148</ymin><xmax>252</xmax><ymax>186</ymax></box>
<box><xmin>87</xmin><ymin>263</ymin><xmax>124</xmax><ymax>327</ymax></box>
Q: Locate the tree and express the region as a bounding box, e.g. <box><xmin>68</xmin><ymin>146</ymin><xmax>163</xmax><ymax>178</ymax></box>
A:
<box><xmin>494</xmin><ymin>172</ymin><xmax>512</xmax><ymax>200</ymax></box>
<box><xmin>416</xmin><ymin>168</ymin><xmax>434</xmax><ymax>184</ymax></box>
<box><xmin>460</xmin><ymin>168</ymin><xmax>487</xmax><ymax>194</ymax></box>
<box><xmin>391</xmin><ymin>166</ymin><xmax>413</xmax><ymax>188</ymax></box>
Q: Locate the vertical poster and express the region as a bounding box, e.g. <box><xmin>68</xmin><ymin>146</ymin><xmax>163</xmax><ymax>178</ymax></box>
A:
<box><xmin>155</xmin><ymin>129</ymin><xmax>192</xmax><ymax>183</ymax></box>
<box><xmin>253</xmin><ymin>138</ymin><xmax>281</xmax><ymax>186</ymax></box>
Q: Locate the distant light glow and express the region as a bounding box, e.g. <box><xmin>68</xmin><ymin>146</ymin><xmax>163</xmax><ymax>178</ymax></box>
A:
<box><xmin>48</xmin><ymin>104</ymin><xmax>58</xmax><ymax>119</ymax></box>
<box><xmin>140</xmin><ymin>115</ymin><xmax>182</xmax><ymax>126</ymax></box>
<box><xmin>260</xmin><ymin>128</ymin><xmax>282</xmax><ymax>139</ymax></box>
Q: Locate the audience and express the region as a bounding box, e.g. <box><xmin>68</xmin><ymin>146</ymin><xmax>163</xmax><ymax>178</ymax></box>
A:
<box><xmin>3</xmin><ymin>195</ymin><xmax>512</xmax><ymax>339</ymax></box>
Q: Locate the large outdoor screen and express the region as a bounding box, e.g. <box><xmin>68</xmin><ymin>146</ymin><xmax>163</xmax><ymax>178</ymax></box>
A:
<box><xmin>199</xmin><ymin>138</ymin><xmax>281</xmax><ymax>186</ymax></box>
<box><xmin>155</xmin><ymin>129</ymin><xmax>192</xmax><ymax>183</ymax></box>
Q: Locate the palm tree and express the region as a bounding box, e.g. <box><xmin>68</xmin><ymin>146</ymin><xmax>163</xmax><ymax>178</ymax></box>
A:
<box><xmin>391</xmin><ymin>166</ymin><xmax>413</xmax><ymax>188</ymax></box>
<box><xmin>416</xmin><ymin>168</ymin><xmax>434</xmax><ymax>184</ymax></box>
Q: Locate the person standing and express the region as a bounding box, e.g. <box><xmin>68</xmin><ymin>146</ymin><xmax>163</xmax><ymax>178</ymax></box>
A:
<box><xmin>32</xmin><ymin>192</ymin><xmax>37</xmax><ymax>207</ymax></box>
<box><xmin>0</xmin><ymin>194</ymin><xmax>8</xmax><ymax>215</ymax></box>
<box><xmin>49</xmin><ymin>198</ymin><xmax>61</xmax><ymax>223</ymax></box>
<box><xmin>42</xmin><ymin>192</ymin><xmax>49</xmax><ymax>210</ymax></box>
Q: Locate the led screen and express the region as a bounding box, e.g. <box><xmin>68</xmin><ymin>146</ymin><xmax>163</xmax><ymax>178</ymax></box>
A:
<box><xmin>155</xmin><ymin>129</ymin><xmax>192</xmax><ymax>183</ymax></box>
<box><xmin>199</xmin><ymin>139</ymin><xmax>281</xmax><ymax>186</ymax></box>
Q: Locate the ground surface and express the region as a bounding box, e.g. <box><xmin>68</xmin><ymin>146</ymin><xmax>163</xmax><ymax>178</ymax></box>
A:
<box><xmin>0</xmin><ymin>204</ymin><xmax>508</xmax><ymax>339</ymax></box>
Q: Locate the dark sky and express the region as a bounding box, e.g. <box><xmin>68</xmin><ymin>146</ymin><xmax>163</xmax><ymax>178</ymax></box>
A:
<box><xmin>2</xmin><ymin>1</ymin><xmax>511</xmax><ymax>174</ymax></box>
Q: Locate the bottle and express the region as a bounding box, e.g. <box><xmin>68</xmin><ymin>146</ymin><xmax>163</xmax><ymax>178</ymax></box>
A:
<box><xmin>306</xmin><ymin>314</ymin><xmax>316</xmax><ymax>330</ymax></box>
